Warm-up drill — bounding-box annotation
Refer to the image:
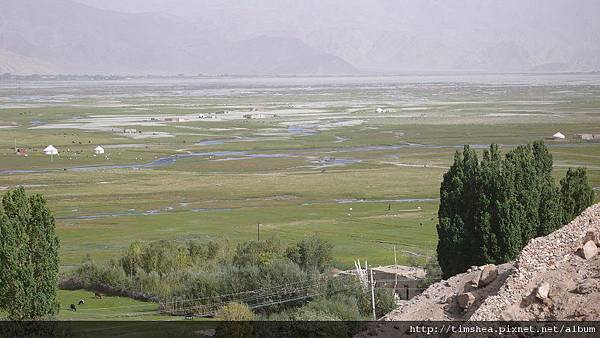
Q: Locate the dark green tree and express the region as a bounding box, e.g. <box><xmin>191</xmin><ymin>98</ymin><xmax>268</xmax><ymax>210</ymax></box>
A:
<box><xmin>476</xmin><ymin>144</ymin><xmax>502</xmax><ymax>263</ymax></box>
<box><xmin>504</xmin><ymin>145</ymin><xmax>540</xmax><ymax>246</ymax></box>
<box><xmin>533</xmin><ymin>140</ymin><xmax>562</xmax><ymax>236</ymax></box>
<box><xmin>560</xmin><ymin>167</ymin><xmax>595</xmax><ymax>224</ymax></box>
<box><xmin>0</xmin><ymin>187</ymin><xmax>59</xmax><ymax>320</ymax></box>
<box><xmin>437</xmin><ymin>150</ymin><xmax>466</xmax><ymax>278</ymax></box>
<box><xmin>460</xmin><ymin>146</ymin><xmax>482</xmax><ymax>265</ymax></box>
<box><xmin>436</xmin><ymin>141</ymin><xmax>594</xmax><ymax>277</ymax></box>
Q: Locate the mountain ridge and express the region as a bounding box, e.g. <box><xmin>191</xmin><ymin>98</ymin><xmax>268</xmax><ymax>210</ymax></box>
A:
<box><xmin>0</xmin><ymin>0</ymin><xmax>356</xmax><ymax>75</ymax></box>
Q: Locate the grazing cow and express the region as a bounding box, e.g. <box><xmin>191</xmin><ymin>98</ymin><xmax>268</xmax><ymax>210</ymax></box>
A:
<box><xmin>94</xmin><ymin>292</ymin><xmax>103</xmax><ymax>299</ymax></box>
<box><xmin>70</xmin><ymin>304</ymin><xmax>77</xmax><ymax>312</ymax></box>
<box><xmin>78</xmin><ymin>299</ymin><xmax>85</xmax><ymax>305</ymax></box>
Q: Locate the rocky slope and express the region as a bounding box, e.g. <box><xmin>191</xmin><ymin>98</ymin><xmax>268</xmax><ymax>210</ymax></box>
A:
<box><xmin>383</xmin><ymin>203</ymin><xmax>600</xmax><ymax>321</ymax></box>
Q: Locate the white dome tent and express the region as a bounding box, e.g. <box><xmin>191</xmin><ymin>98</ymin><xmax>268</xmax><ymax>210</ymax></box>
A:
<box><xmin>43</xmin><ymin>145</ymin><xmax>58</xmax><ymax>161</ymax></box>
<box><xmin>552</xmin><ymin>132</ymin><xmax>566</xmax><ymax>140</ymax></box>
<box><xmin>94</xmin><ymin>146</ymin><xmax>105</xmax><ymax>155</ymax></box>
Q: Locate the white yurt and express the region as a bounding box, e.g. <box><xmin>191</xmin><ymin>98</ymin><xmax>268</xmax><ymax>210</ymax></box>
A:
<box><xmin>552</xmin><ymin>132</ymin><xmax>566</xmax><ymax>140</ymax></box>
<box><xmin>94</xmin><ymin>146</ymin><xmax>105</xmax><ymax>155</ymax></box>
<box><xmin>43</xmin><ymin>145</ymin><xmax>58</xmax><ymax>155</ymax></box>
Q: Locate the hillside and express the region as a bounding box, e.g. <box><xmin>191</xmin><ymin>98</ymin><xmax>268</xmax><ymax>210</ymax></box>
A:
<box><xmin>0</xmin><ymin>49</ymin><xmax>53</xmax><ymax>74</ymax></box>
<box><xmin>383</xmin><ymin>203</ymin><xmax>600</xmax><ymax>321</ymax></box>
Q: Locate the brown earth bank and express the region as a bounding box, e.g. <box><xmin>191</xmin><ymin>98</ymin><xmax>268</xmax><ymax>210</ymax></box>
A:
<box><xmin>383</xmin><ymin>203</ymin><xmax>600</xmax><ymax>321</ymax></box>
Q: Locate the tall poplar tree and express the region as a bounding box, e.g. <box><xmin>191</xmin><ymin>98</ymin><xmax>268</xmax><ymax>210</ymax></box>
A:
<box><xmin>0</xmin><ymin>187</ymin><xmax>59</xmax><ymax>320</ymax></box>
<box><xmin>436</xmin><ymin>141</ymin><xmax>594</xmax><ymax>277</ymax></box>
<box><xmin>437</xmin><ymin>150</ymin><xmax>466</xmax><ymax>278</ymax></box>
<box><xmin>533</xmin><ymin>140</ymin><xmax>562</xmax><ymax>236</ymax></box>
<box><xmin>560</xmin><ymin>168</ymin><xmax>595</xmax><ymax>224</ymax></box>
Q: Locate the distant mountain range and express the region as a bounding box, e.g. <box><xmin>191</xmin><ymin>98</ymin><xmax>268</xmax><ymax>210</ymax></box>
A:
<box><xmin>0</xmin><ymin>0</ymin><xmax>356</xmax><ymax>75</ymax></box>
<box><xmin>1</xmin><ymin>0</ymin><xmax>599</xmax><ymax>75</ymax></box>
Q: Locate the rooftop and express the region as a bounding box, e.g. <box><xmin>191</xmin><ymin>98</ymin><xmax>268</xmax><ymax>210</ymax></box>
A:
<box><xmin>372</xmin><ymin>265</ymin><xmax>427</xmax><ymax>279</ymax></box>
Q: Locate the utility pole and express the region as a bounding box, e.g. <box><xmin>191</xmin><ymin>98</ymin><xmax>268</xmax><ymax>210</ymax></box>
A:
<box><xmin>394</xmin><ymin>246</ymin><xmax>398</xmax><ymax>295</ymax></box>
<box><xmin>257</xmin><ymin>223</ymin><xmax>261</xmax><ymax>241</ymax></box>
<box><xmin>370</xmin><ymin>266</ymin><xmax>376</xmax><ymax>320</ymax></box>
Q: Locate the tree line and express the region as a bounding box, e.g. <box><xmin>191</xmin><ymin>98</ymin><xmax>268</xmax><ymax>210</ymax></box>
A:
<box><xmin>68</xmin><ymin>235</ymin><xmax>395</xmax><ymax>320</ymax></box>
<box><xmin>437</xmin><ymin>141</ymin><xmax>594</xmax><ymax>277</ymax></box>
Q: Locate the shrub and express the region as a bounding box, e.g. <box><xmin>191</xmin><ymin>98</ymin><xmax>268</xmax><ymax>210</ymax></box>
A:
<box><xmin>374</xmin><ymin>288</ymin><xmax>395</xmax><ymax>318</ymax></box>
<box><xmin>215</xmin><ymin>302</ymin><xmax>255</xmax><ymax>321</ymax></box>
<box><xmin>139</xmin><ymin>240</ymin><xmax>192</xmax><ymax>276</ymax></box>
<box><xmin>418</xmin><ymin>255</ymin><xmax>443</xmax><ymax>289</ymax></box>
<box><xmin>187</xmin><ymin>240</ymin><xmax>221</xmax><ymax>262</ymax></box>
<box><xmin>286</xmin><ymin>235</ymin><xmax>333</xmax><ymax>272</ymax></box>
<box><xmin>233</xmin><ymin>239</ymin><xmax>283</xmax><ymax>267</ymax></box>
<box><xmin>300</xmin><ymin>295</ymin><xmax>362</xmax><ymax>321</ymax></box>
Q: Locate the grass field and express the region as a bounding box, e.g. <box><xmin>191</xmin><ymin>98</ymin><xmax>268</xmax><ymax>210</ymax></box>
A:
<box><xmin>0</xmin><ymin>290</ymin><xmax>170</xmax><ymax>321</ymax></box>
<box><xmin>1</xmin><ymin>74</ymin><xmax>600</xmax><ymax>319</ymax></box>
<box><xmin>56</xmin><ymin>290</ymin><xmax>165</xmax><ymax>321</ymax></box>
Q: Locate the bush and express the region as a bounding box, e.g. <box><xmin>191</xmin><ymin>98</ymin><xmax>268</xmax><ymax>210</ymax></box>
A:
<box><xmin>188</xmin><ymin>240</ymin><xmax>221</xmax><ymax>262</ymax></box>
<box><xmin>374</xmin><ymin>288</ymin><xmax>395</xmax><ymax>318</ymax></box>
<box><xmin>300</xmin><ymin>295</ymin><xmax>362</xmax><ymax>321</ymax></box>
<box><xmin>418</xmin><ymin>255</ymin><xmax>443</xmax><ymax>289</ymax></box>
<box><xmin>215</xmin><ymin>302</ymin><xmax>255</xmax><ymax>321</ymax></box>
<box><xmin>233</xmin><ymin>239</ymin><xmax>283</xmax><ymax>267</ymax></box>
<box><xmin>286</xmin><ymin>235</ymin><xmax>333</xmax><ymax>272</ymax></box>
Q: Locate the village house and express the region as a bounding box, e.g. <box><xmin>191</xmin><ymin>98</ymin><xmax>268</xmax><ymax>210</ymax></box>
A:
<box><xmin>243</xmin><ymin>113</ymin><xmax>277</xmax><ymax>119</ymax></box>
<box><xmin>370</xmin><ymin>265</ymin><xmax>426</xmax><ymax>300</ymax></box>
<box><xmin>164</xmin><ymin>117</ymin><xmax>186</xmax><ymax>122</ymax></box>
<box><xmin>575</xmin><ymin>133</ymin><xmax>600</xmax><ymax>141</ymax></box>
<box><xmin>337</xmin><ymin>264</ymin><xmax>426</xmax><ymax>300</ymax></box>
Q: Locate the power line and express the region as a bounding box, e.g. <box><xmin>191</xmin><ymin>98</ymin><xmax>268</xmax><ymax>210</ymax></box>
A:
<box><xmin>162</xmin><ymin>276</ymin><xmax>355</xmax><ymax>317</ymax></box>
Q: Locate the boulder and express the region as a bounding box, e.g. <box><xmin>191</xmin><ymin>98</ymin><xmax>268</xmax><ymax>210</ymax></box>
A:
<box><xmin>580</xmin><ymin>241</ymin><xmax>599</xmax><ymax>260</ymax></box>
<box><xmin>536</xmin><ymin>282</ymin><xmax>550</xmax><ymax>300</ymax></box>
<box><xmin>575</xmin><ymin>279</ymin><xmax>597</xmax><ymax>295</ymax></box>
<box><xmin>469</xmin><ymin>272</ymin><xmax>481</xmax><ymax>288</ymax></box>
<box><xmin>548</xmin><ymin>282</ymin><xmax>566</xmax><ymax>299</ymax></box>
<box><xmin>478</xmin><ymin>264</ymin><xmax>498</xmax><ymax>287</ymax></box>
<box><xmin>584</xmin><ymin>231</ymin><xmax>598</xmax><ymax>245</ymax></box>
<box><xmin>457</xmin><ymin>292</ymin><xmax>476</xmax><ymax>310</ymax></box>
